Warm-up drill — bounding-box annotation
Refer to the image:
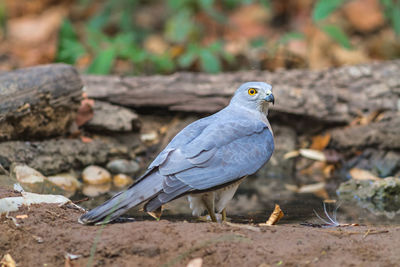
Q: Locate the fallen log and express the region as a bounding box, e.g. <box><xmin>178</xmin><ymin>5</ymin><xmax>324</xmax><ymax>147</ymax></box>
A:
<box><xmin>83</xmin><ymin>60</ymin><xmax>400</xmax><ymax>124</ymax></box>
<box><xmin>331</xmin><ymin>114</ymin><xmax>400</xmax><ymax>150</ymax></box>
<box><xmin>0</xmin><ymin>64</ymin><xmax>83</xmax><ymax>141</ymax></box>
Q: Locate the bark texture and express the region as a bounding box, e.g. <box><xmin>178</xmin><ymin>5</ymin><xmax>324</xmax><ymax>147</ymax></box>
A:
<box><xmin>83</xmin><ymin>60</ymin><xmax>400</xmax><ymax>124</ymax></box>
<box><xmin>0</xmin><ymin>64</ymin><xmax>83</xmax><ymax>141</ymax></box>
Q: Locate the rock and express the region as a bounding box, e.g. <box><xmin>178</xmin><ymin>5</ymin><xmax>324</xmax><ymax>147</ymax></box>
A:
<box><xmin>106</xmin><ymin>159</ymin><xmax>140</xmax><ymax>175</ymax></box>
<box><xmin>337</xmin><ymin>177</ymin><xmax>400</xmax><ymax>218</ymax></box>
<box><xmin>85</xmin><ymin>101</ymin><xmax>140</xmax><ymax>132</ymax></box>
<box><xmin>82</xmin><ymin>165</ymin><xmax>112</xmax><ymax>185</ymax></box>
<box><xmin>0</xmin><ymin>175</ymin><xmax>18</xmax><ymax>190</ymax></box>
<box><xmin>10</xmin><ymin>164</ymin><xmax>65</xmax><ymax>195</ymax></box>
<box><xmin>140</xmin><ymin>131</ymin><xmax>158</xmax><ymax>143</ymax></box>
<box><xmin>12</xmin><ymin>164</ymin><xmax>46</xmax><ymax>183</ymax></box>
<box><xmin>113</xmin><ymin>174</ymin><xmax>134</xmax><ymax>188</ymax></box>
<box><xmin>82</xmin><ymin>183</ymin><xmax>111</xmax><ymax>197</ymax></box>
<box><xmin>0</xmin><ymin>137</ymin><xmax>138</xmax><ymax>176</ymax></box>
<box><xmin>47</xmin><ymin>173</ymin><xmax>81</xmax><ymax>192</ymax></box>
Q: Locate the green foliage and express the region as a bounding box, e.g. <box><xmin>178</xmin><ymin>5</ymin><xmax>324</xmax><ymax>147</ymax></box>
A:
<box><xmin>56</xmin><ymin>20</ymin><xmax>86</xmax><ymax>64</ymax></box>
<box><xmin>381</xmin><ymin>0</ymin><xmax>400</xmax><ymax>36</ymax></box>
<box><xmin>321</xmin><ymin>25</ymin><xmax>352</xmax><ymax>49</ymax></box>
<box><xmin>312</xmin><ymin>0</ymin><xmax>344</xmax><ymax>22</ymax></box>
<box><xmin>86</xmin><ymin>48</ymin><xmax>116</xmax><ymax>74</ymax></box>
<box><xmin>278</xmin><ymin>32</ymin><xmax>305</xmax><ymax>45</ymax></box>
<box><xmin>311</xmin><ymin>0</ymin><xmax>351</xmax><ymax>50</ymax></box>
<box><xmin>165</xmin><ymin>10</ymin><xmax>196</xmax><ymax>43</ymax></box>
<box><xmin>55</xmin><ymin>0</ymin><xmax>399</xmax><ymax>75</ymax></box>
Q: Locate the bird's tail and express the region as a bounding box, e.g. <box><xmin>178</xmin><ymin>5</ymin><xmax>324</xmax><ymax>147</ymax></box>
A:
<box><xmin>78</xmin><ymin>171</ymin><xmax>164</xmax><ymax>224</ymax></box>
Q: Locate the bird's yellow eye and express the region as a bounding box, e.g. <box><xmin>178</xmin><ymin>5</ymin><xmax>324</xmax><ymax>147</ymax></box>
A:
<box><xmin>248</xmin><ymin>88</ymin><xmax>257</xmax><ymax>95</ymax></box>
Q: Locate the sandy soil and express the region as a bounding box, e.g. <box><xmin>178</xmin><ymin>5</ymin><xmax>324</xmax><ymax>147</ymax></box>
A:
<box><xmin>1</xmin><ymin>189</ymin><xmax>399</xmax><ymax>267</ymax></box>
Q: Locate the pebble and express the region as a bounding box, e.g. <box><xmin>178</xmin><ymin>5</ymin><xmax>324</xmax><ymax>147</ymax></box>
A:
<box><xmin>113</xmin><ymin>174</ymin><xmax>134</xmax><ymax>188</ymax></box>
<box><xmin>106</xmin><ymin>159</ymin><xmax>140</xmax><ymax>175</ymax></box>
<box><xmin>82</xmin><ymin>183</ymin><xmax>111</xmax><ymax>197</ymax></box>
<box><xmin>12</xmin><ymin>165</ymin><xmax>46</xmax><ymax>184</ymax></box>
<box><xmin>47</xmin><ymin>173</ymin><xmax>81</xmax><ymax>192</ymax></box>
<box><xmin>10</xmin><ymin>164</ymin><xmax>66</xmax><ymax>196</ymax></box>
<box><xmin>82</xmin><ymin>165</ymin><xmax>111</xmax><ymax>185</ymax></box>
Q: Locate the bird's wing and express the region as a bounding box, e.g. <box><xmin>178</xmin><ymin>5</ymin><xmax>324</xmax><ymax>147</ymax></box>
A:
<box><xmin>158</xmin><ymin>118</ymin><xmax>274</xmax><ymax>190</ymax></box>
<box><xmin>144</xmin><ymin>117</ymin><xmax>274</xmax><ymax>212</ymax></box>
<box><xmin>147</xmin><ymin>115</ymin><xmax>214</xmax><ymax>171</ymax></box>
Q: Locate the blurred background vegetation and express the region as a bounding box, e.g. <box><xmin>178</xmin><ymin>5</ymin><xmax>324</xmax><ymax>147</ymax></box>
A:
<box><xmin>0</xmin><ymin>0</ymin><xmax>399</xmax><ymax>75</ymax></box>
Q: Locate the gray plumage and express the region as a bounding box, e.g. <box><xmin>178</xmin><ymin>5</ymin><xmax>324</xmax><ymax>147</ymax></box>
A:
<box><xmin>79</xmin><ymin>82</ymin><xmax>275</xmax><ymax>224</ymax></box>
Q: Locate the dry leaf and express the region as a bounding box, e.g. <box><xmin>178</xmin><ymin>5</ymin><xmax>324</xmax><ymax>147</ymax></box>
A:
<box><xmin>144</xmin><ymin>35</ymin><xmax>169</xmax><ymax>55</ymax></box>
<box><xmin>147</xmin><ymin>206</ymin><xmax>163</xmax><ymax>221</ymax></box>
<box><xmin>76</xmin><ymin>97</ymin><xmax>95</xmax><ymax>127</ymax></box>
<box><xmin>297</xmin><ymin>182</ymin><xmax>326</xmax><ymax>194</ymax></box>
<box><xmin>310</xmin><ymin>134</ymin><xmax>331</xmax><ymax>150</ymax></box>
<box><xmin>299</xmin><ymin>149</ymin><xmax>326</xmax><ymax>162</ymax></box>
<box><xmin>265</xmin><ymin>204</ymin><xmax>284</xmax><ymax>226</ymax></box>
<box><xmin>16</xmin><ymin>214</ymin><xmax>28</xmax><ymax>219</ymax></box>
<box><xmin>283</xmin><ymin>150</ymin><xmax>300</xmax><ymax>160</ymax></box>
<box><xmin>323</xmin><ymin>164</ymin><xmax>335</xmax><ymax>178</ymax></box>
<box><xmin>186</xmin><ymin>258</ymin><xmax>203</xmax><ymax>267</ymax></box>
<box><xmin>343</xmin><ymin>0</ymin><xmax>384</xmax><ymax>33</ymax></box>
<box><xmin>284</xmin><ymin>184</ymin><xmax>299</xmax><ymax>192</ymax></box>
<box><xmin>349</xmin><ymin>168</ymin><xmax>380</xmax><ymax>181</ymax></box>
<box><xmin>0</xmin><ymin>254</ymin><xmax>16</xmax><ymax>267</ymax></box>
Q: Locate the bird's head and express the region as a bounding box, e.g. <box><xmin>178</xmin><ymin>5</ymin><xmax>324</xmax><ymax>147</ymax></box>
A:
<box><xmin>230</xmin><ymin>82</ymin><xmax>274</xmax><ymax>114</ymax></box>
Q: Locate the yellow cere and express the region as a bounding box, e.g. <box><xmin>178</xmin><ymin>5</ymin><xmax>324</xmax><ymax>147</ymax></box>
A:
<box><xmin>248</xmin><ymin>88</ymin><xmax>257</xmax><ymax>95</ymax></box>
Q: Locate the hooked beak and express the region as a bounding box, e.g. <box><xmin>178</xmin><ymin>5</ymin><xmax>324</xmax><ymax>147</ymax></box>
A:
<box><xmin>264</xmin><ymin>93</ymin><xmax>275</xmax><ymax>105</ymax></box>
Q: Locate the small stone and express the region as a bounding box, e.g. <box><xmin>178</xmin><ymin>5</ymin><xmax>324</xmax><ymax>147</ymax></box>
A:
<box><xmin>140</xmin><ymin>131</ymin><xmax>158</xmax><ymax>142</ymax></box>
<box><xmin>113</xmin><ymin>174</ymin><xmax>134</xmax><ymax>188</ymax></box>
<box><xmin>106</xmin><ymin>159</ymin><xmax>140</xmax><ymax>175</ymax></box>
<box><xmin>10</xmin><ymin>164</ymin><xmax>65</xmax><ymax>195</ymax></box>
<box><xmin>82</xmin><ymin>183</ymin><xmax>111</xmax><ymax>197</ymax></box>
<box><xmin>82</xmin><ymin>165</ymin><xmax>111</xmax><ymax>185</ymax></box>
<box><xmin>47</xmin><ymin>173</ymin><xmax>81</xmax><ymax>192</ymax></box>
<box><xmin>85</xmin><ymin>101</ymin><xmax>139</xmax><ymax>132</ymax></box>
<box><xmin>12</xmin><ymin>165</ymin><xmax>45</xmax><ymax>184</ymax></box>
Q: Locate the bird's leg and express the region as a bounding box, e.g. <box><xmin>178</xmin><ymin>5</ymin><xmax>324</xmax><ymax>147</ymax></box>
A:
<box><xmin>221</xmin><ymin>208</ymin><xmax>227</xmax><ymax>222</ymax></box>
<box><xmin>202</xmin><ymin>194</ymin><xmax>217</xmax><ymax>222</ymax></box>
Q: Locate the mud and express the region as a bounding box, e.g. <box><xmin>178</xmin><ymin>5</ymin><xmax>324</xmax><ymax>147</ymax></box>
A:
<box><xmin>1</xmin><ymin>188</ymin><xmax>399</xmax><ymax>267</ymax></box>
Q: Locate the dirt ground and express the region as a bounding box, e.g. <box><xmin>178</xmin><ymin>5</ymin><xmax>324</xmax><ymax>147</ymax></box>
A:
<box><xmin>1</xmin><ymin>189</ymin><xmax>399</xmax><ymax>267</ymax></box>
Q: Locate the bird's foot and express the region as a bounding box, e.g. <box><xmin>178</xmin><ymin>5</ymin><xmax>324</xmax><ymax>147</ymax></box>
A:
<box><xmin>196</xmin><ymin>214</ymin><xmax>224</xmax><ymax>223</ymax></box>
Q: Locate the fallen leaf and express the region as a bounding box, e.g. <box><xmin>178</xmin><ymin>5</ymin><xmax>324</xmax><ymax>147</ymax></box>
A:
<box><xmin>349</xmin><ymin>168</ymin><xmax>380</xmax><ymax>181</ymax></box>
<box><xmin>299</xmin><ymin>149</ymin><xmax>326</xmax><ymax>162</ymax></box>
<box><xmin>147</xmin><ymin>206</ymin><xmax>163</xmax><ymax>221</ymax></box>
<box><xmin>16</xmin><ymin>214</ymin><xmax>28</xmax><ymax>219</ymax></box>
<box><xmin>265</xmin><ymin>204</ymin><xmax>284</xmax><ymax>226</ymax></box>
<box><xmin>0</xmin><ymin>254</ymin><xmax>16</xmax><ymax>267</ymax></box>
<box><xmin>343</xmin><ymin>0</ymin><xmax>384</xmax><ymax>33</ymax></box>
<box><xmin>297</xmin><ymin>182</ymin><xmax>326</xmax><ymax>194</ymax></box>
<box><xmin>310</xmin><ymin>134</ymin><xmax>331</xmax><ymax>150</ymax></box>
<box><xmin>284</xmin><ymin>184</ymin><xmax>299</xmax><ymax>192</ymax></box>
<box><xmin>186</xmin><ymin>258</ymin><xmax>203</xmax><ymax>267</ymax></box>
<box><xmin>75</xmin><ymin>96</ymin><xmax>95</xmax><ymax>127</ymax></box>
<box><xmin>144</xmin><ymin>35</ymin><xmax>169</xmax><ymax>55</ymax></box>
<box><xmin>323</xmin><ymin>164</ymin><xmax>335</xmax><ymax>178</ymax></box>
<box><xmin>283</xmin><ymin>150</ymin><xmax>300</xmax><ymax>159</ymax></box>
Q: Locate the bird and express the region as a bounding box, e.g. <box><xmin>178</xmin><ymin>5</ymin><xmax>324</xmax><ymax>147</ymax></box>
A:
<box><xmin>79</xmin><ymin>82</ymin><xmax>275</xmax><ymax>224</ymax></box>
